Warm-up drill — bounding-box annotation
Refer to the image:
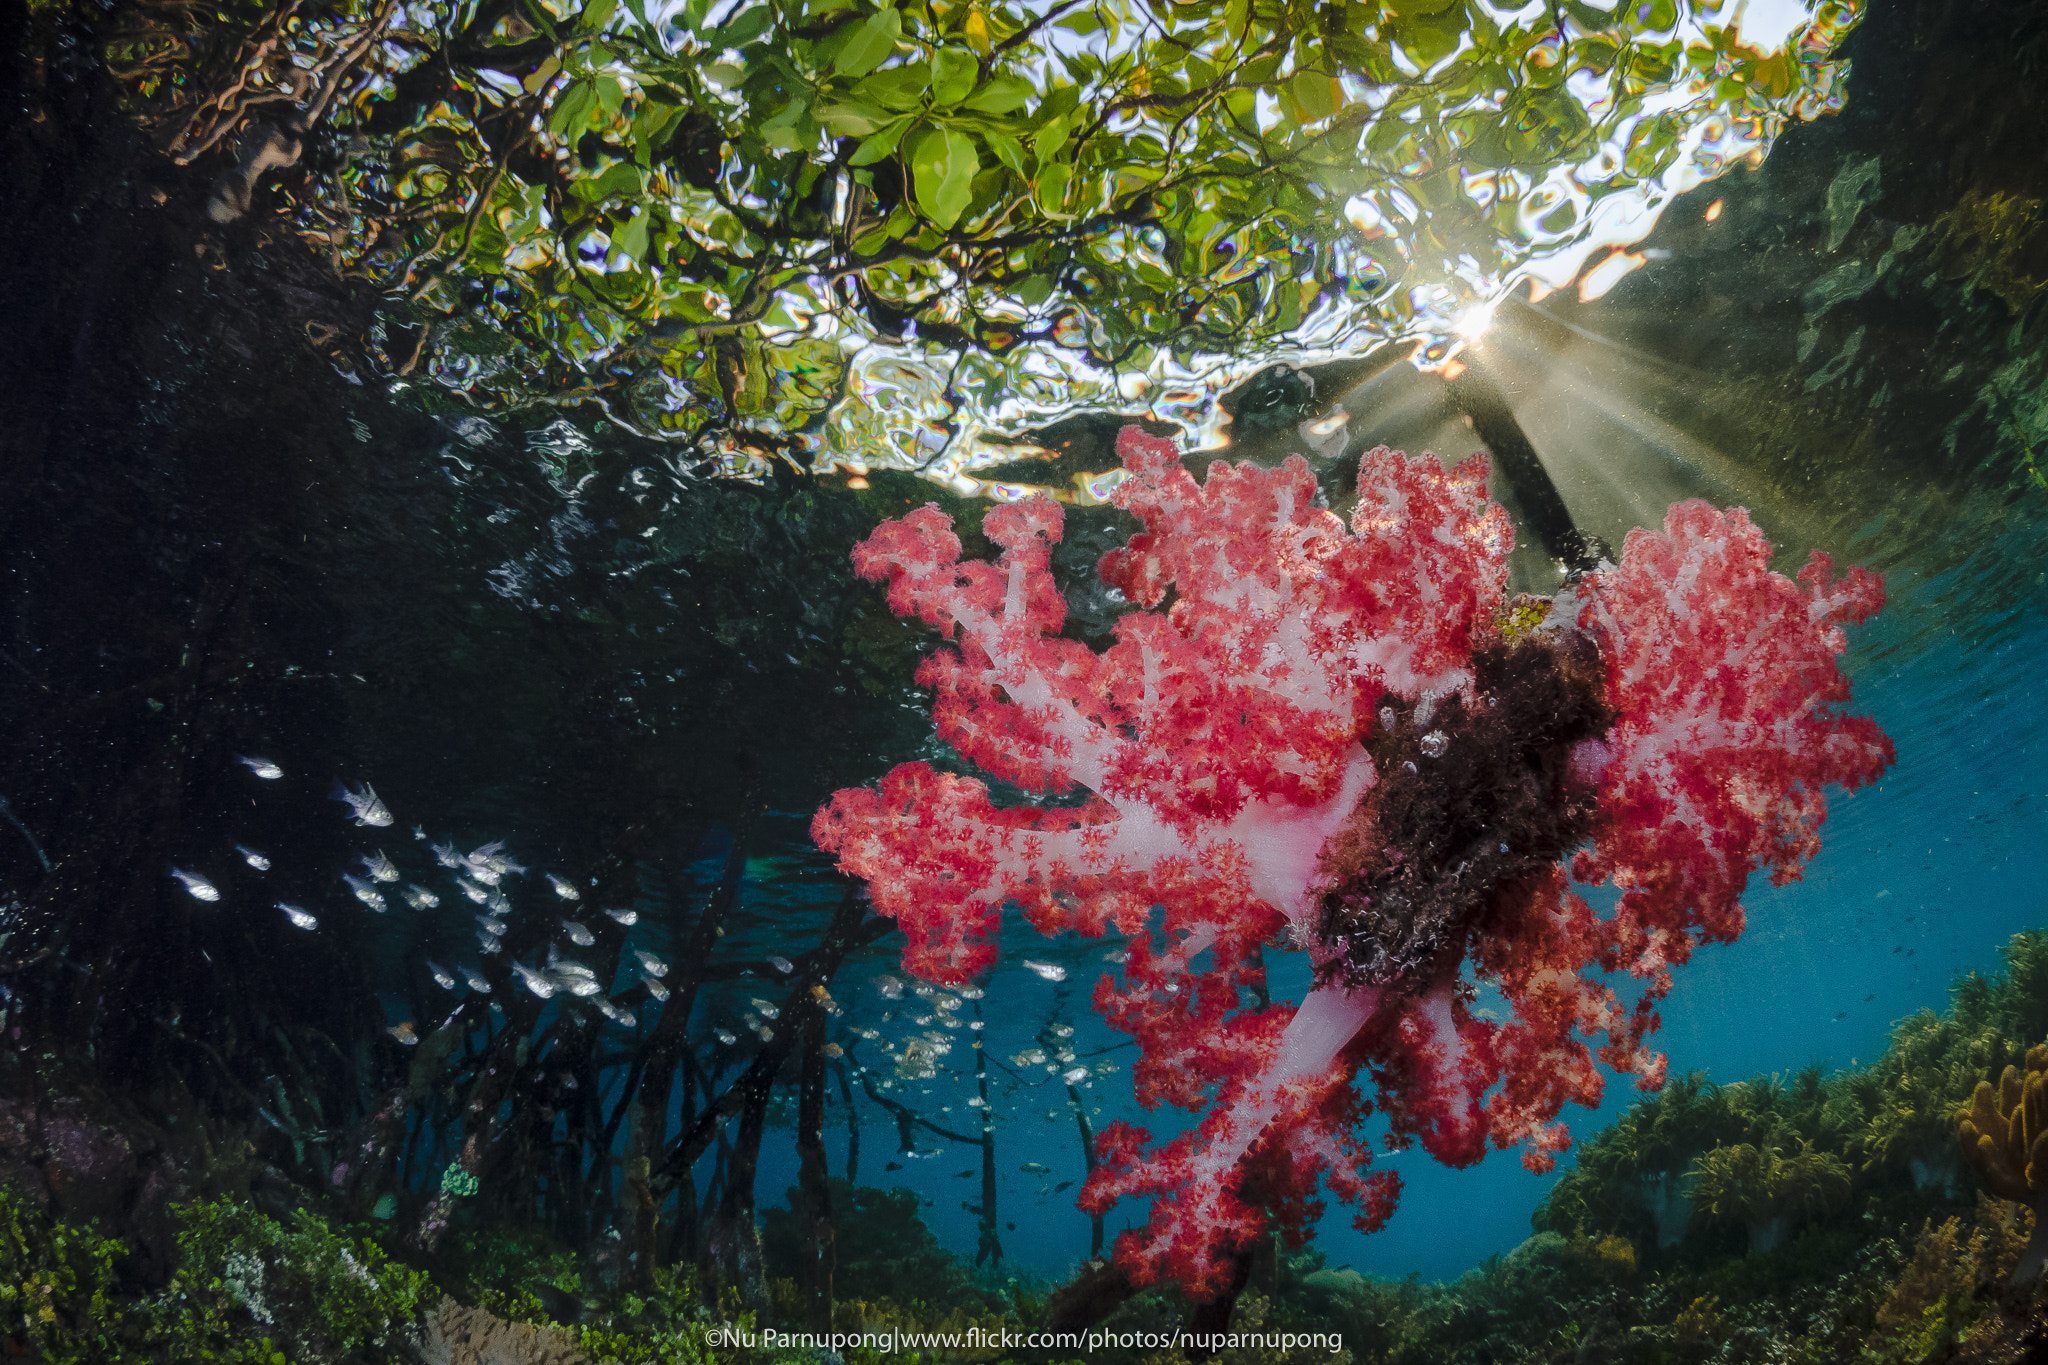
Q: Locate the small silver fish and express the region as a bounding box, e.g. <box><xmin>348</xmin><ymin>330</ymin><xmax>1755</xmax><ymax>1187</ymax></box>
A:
<box><xmin>425</xmin><ymin>960</ymin><xmax>456</xmax><ymax>990</ymax></box>
<box><xmin>477</xmin><ymin>935</ymin><xmax>502</xmax><ymax>955</ymax></box>
<box><xmin>546</xmin><ymin>873</ymin><xmax>580</xmax><ymax>901</ymax></box>
<box><xmin>634</xmin><ymin>949</ymin><xmax>667</xmax><ymax>978</ymax></box>
<box><xmin>593</xmin><ymin>998</ymin><xmax>635</xmax><ymax>1027</ymax></box>
<box><xmin>413</xmin><ymin>824</ymin><xmax>427</xmax><ymax>840</ymax></box>
<box><xmin>559</xmin><ymin>1073</ymin><xmax>578</xmax><ymax>1090</ymax></box>
<box><xmin>455</xmin><ymin>877</ymin><xmax>488</xmax><ymax>904</ymax></box>
<box><xmin>872</xmin><ymin>974</ymin><xmax>905</xmax><ymax>1000</ymax></box>
<box><xmin>463</xmin><ymin>968</ymin><xmax>491</xmax><ymax>992</ymax></box>
<box><xmin>429</xmin><ymin>840</ymin><xmax>463</xmax><ymax>869</ymax></box>
<box><xmin>343</xmin><ymin>874</ymin><xmax>388</xmax><ymax>912</ymax></box>
<box><xmin>1020</xmin><ymin>1162</ymin><xmax>1051</xmax><ymax>1174</ymax></box>
<box><xmin>641</xmin><ymin>973</ymin><xmax>670</xmax><ymax>1002</ymax></box>
<box><xmin>358</xmin><ymin>850</ymin><xmax>400</xmax><ymax>883</ymax></box>
<box><xmin>546</xmin><ymin>948</ymin><xmax>594</xmax><ymax>979</ymax></box>
<box><xmin>563</xmin><ymin>920</ymin><xmax>595</xmax><ymax>947</ymax></box>
<box><xmin>511</xmin><ymin>962</ymin><xmax>554</xmax><ymax>998</ymax></box>
<box><xmin>751</xmin><ymin>997</ymin><xmax>780</xmax><ymax>1021</ymax></box>
<box><xmin>486</xmin><ymin>887</ymin><xmax>511</xmax><ymax>914</ymax></box>
<box><xmin>401</xmin><ymin>884</ymin><xmax>440</xmax><ymax>910</ymax></box>
<box><xmin>476</xmin><ymin>914</ymin><xmax>507</xmax><ymax>937</ymax></box>
<box><xmin>235</xmin><ymin>845</ymin><xmax>271</xmax><ymax>871</ymax></box>
<box><xmin>557</xmin><ymin>975</ymin><xmax>602</xmax><ymax>997</ymax></box>
<box><xmin>276</xmin><ymin>902</ymin><xmax>317</xmax><ymax>930</ymax></box>
<box><xmin>387</xmin><ymin>1022</ymin><xmax>419</xmax><ymax>1046</ymax></box>
<box><xmin>767</xmin><ymin>954</ymin><xmax>794</xmax><ymax>974</ymax></box>
<box><xmin>715</xmin><ymin>1028</ymin><xmax>737</xmax><ymax>1045</ymax></box>
<box><xmin>170</xmin><ymin>867</ymin><xmax>220</xmax><ymax>902</ymax></box>
<box><xmin>238</xmin><ymin>755</ymin><xmax>283</xmax><ymax>779</ymax></box>
<box><xmin>604</xmin><ymin>906</ymin><xmax>638</xmax><ymax>926</ymax></box>
<box><xmin>466</xmin><ymin>841</ymin><xmax>525</xmax><ymax>882</ymax></box>
<box><xmin>332</xmin><ymin>780</ymin><xmax>394</xmax><ymax>827</ymax></box>
<box><xmin>1022</xmin><ymin>960</ymin><xmax>1067</xmax><ymax>982</ymax></box>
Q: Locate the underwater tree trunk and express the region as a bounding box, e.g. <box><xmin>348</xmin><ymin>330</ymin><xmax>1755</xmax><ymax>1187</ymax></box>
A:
<box><xmin>1183</xmin><ymin>1246</ymin><xmax>1257</xmax><ymax>1361</ymax></box>
<box><xmin>1446</xmin><ymin>347</ymin><xmax>1606</xmax><ymax>574</ymax></box>
<box><xmin>1046</xmin><ymin>1258</ymin><xmax>1137</xmax><ymax>1333</ymax></box>
<box><xmin>340</xmin><ymin>1013</ymin><xmax>472</xmax><ymax>1217</ymax></box>
<box><xmin>833</xmin><ymin>1058</ymin><xmax>860</xmax><ymax>1183</ymax></box>
<box><xmin>973</xmin><ymin>998</ymin><xmax>1002</xmax><ymax>1268</ymax></box>
<box><xmin>704</xmin><ymin>1059</ymin><xmax>774</xmax><ymax>1313</ymax></box>
<box><xmin>1061</xmin><ymin>1053</ymin><xmax>1104</xmax><ymax>1259</ymax></box>
<box><xmin>408</xmin><ymin>977</ymin><xmax>592</xmax><ymax>1251</ymax></box>
<box><xmin>676</xmin><ymin>885</ymin><xmax>879</xmax><ymax>1312</ymax></box>
<box><xmin>796</xmin><ymin>1006</ymin><xmax>835</xmax><ymax>1333</ymax></box>
<box><xmin>668</xmin><ymin>1164</ymin><xmax>701</xmax><ymax>1268</ymax></box>
<box><xmin>401</xmin><ymin>797</ymin><xmax>663</xmax><ymax>1254</ymax></box>
<box><xmin>625</xmin><ymin>798</ymin><xmax>756</xmax><ymax>1291</ymax></box>
<box><xmin>651</xmin><ymin>887</ymin><xmax>886</xmax><ymax>1187</ymax></box>
<box><xmin>853</xmin><ymin>1062</ymin><xmax>983</xmax><ymax>1172</ymax></box>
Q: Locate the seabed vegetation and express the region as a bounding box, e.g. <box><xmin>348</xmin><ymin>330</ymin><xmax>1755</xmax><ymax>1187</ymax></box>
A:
<box><xmin>4</xmin><ymin>929</ymin><xmax>2048</xmax><ymax>1363</ymax></box>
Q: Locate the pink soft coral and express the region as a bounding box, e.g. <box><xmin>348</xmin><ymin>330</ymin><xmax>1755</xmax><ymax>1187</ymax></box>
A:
<box><xmin>813</xmin><ymin>426</ymin><xmax>1892</xmax><ymax>1297</ymax></box>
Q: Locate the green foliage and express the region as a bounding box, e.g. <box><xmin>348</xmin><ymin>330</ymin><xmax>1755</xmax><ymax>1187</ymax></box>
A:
<box><xmin>0</xmin><ymin>1190</ymin><xmax>429</xmax><ymax>1364</ymax></box>
<box><xmin>0</xmin><ymin>1192</ymin><xmax>786</xmax><ymax>1365</ymax></box>
<box><xmin>103</xmin><ymin>0</ymin><xmax>1863</xmax><ymax>468</ymax></box>
<box><xmin>564</xmin><ymin>1269</ymin><xmax>722</xmax><ymax>1365</ymax></box>
<box><xmin>436</xmin><ymin>1225</ymin><xmax>793</xmax><ymax>1365</ymax></box>
<box><xmin>1685</xmin><ymin>1138</ymin><xmax>1852</xmax><ymax>1251</ymax></box>
<box><xmin>437</xmin><ymin>1223</ymin><xmax>585</xmax><ymax>1324</ymax></box>
<box><xmin>149</xmin><ymin>1198</ymin><xmax>434</xmax><ymax>1363</ymax></box>
<box><xmin>1863</xmin><ymin>1197</ymin><xmax>2028</xmax><ymax>1364</ymax></box>
<box><xmin>1540</xmin><ymin>930</ymin><xmax>2048</xmax><ymax>1255</ymax></box>
<box><xmin>0</xmin><ymin>1187</ymin><xmax>125</xmax><ymax>1365</ymax></box>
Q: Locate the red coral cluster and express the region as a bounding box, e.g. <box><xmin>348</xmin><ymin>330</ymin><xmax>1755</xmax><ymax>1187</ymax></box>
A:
<box><xmin>813</xmin><ymin>426</ymin><xmax>1892</xmax><ymax>1297</ymax></box>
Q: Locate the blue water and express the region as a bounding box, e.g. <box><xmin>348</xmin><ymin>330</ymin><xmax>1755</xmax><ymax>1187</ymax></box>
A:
<box><xmin>729</xmin><ymin>466</ymin><xmax>2048</xmax><ymax>1288</ymax></box>
<box><xmin>1355</xmin><ymin>568</ymin><xmax>2048</xmax><ymax>1281</ymax></box>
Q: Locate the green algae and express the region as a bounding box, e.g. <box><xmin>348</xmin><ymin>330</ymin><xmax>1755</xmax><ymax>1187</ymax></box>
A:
<box><xmin>0</xmin><ymin>1188</ymin><xmax>123</xmax><ymax>1364</ymax></box>
<box><xmin>0</xmin><ymin>1192</ymin><xmax>427</xmax><ymax>1364</ymax></box>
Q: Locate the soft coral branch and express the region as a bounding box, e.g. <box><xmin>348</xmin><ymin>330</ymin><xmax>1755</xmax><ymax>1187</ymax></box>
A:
<box><xmin>816</xmin><ymin>429</ymin><xmax>1892</xmax><ymax>1298</ymax></box>
<box><xmin>1569</xmin><ymin>505</ymin><xmax>1894</xmax><ymax>985</ymax></box>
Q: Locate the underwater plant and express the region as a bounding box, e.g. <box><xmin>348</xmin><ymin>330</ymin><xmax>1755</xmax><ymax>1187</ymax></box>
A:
<box><xmin>1956</xmin><ymin>1042</ymin><xmax>2048</xmax><ymax>1284</ymax></box>
<box><xmin>814</xmin><ymin>425</ymin><xmax>1893</xmax><ymax>1301</ymax></box>
<box><xmin>1684</xmin><ymin>1138</ymin><xmax>1853</xmax><ymax>1255</ymax></box>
